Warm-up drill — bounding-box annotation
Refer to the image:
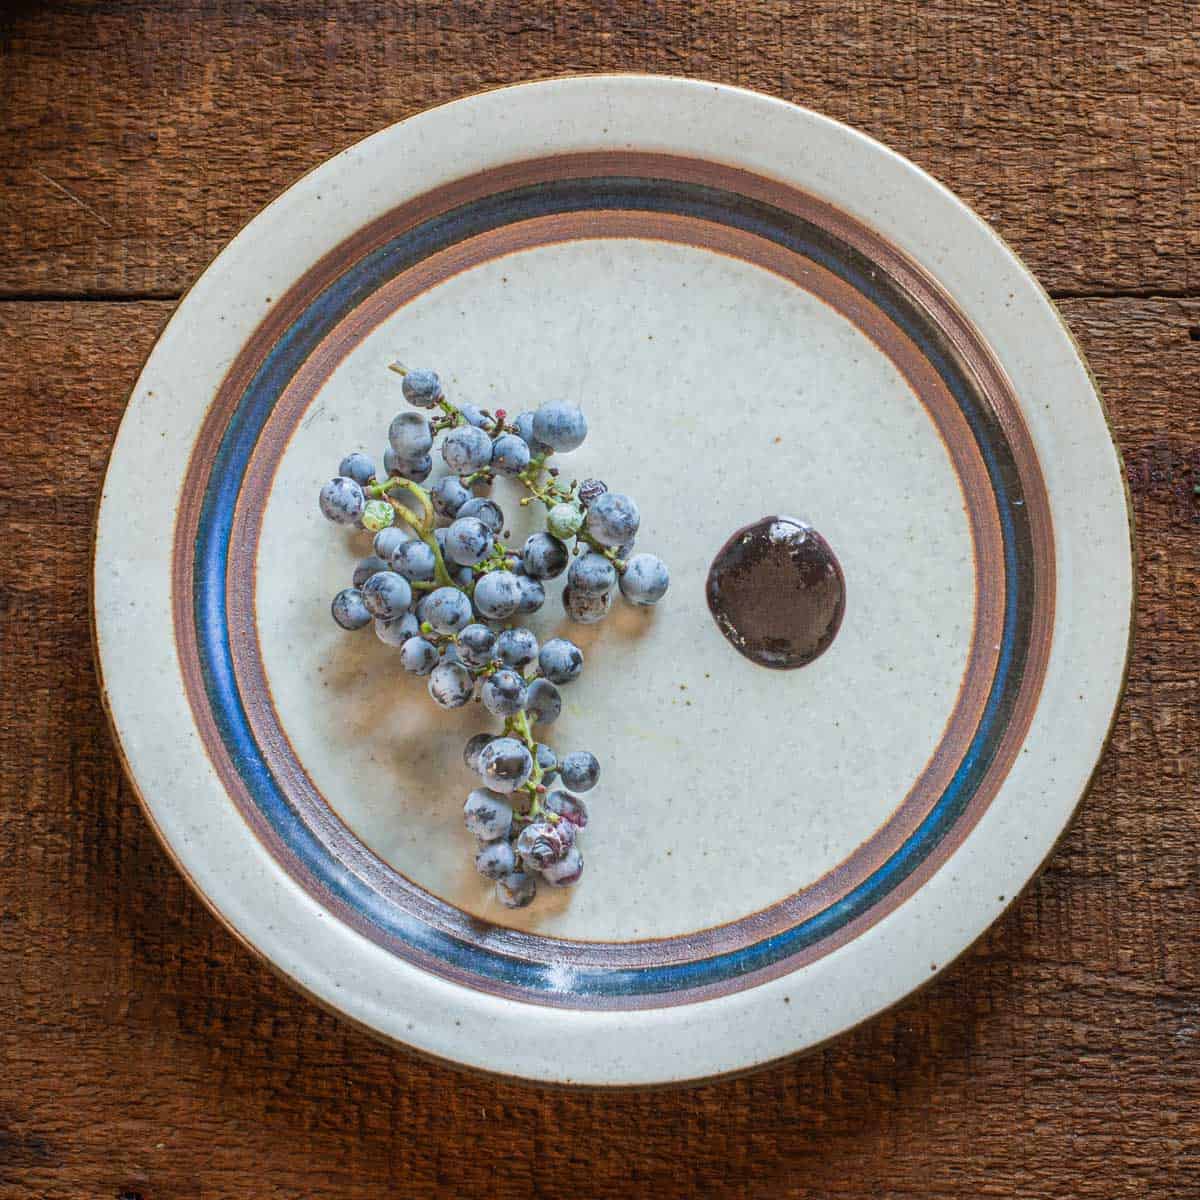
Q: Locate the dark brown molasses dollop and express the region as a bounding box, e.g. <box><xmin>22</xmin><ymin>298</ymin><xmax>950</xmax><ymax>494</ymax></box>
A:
<box><xmin>706</xmin><ymin>516</ymin><xmax>845</xmax><ymax>669</ymax></box>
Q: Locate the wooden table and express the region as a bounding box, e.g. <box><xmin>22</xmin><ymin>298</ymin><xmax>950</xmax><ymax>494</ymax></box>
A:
<box><xmin>2</xmin><ymin>4</ymin><xmax>1197</xmax><ymax>1196</ymax></box>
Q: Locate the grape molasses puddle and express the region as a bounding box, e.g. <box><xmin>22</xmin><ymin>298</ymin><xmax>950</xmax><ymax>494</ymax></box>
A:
<box><xmin>706</xmin><ymin>516</ymin><xmax>845</xmax><ymax>669</ymax></box>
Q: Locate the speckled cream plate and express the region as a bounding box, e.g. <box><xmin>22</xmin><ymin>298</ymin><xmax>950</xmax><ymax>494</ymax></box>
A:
<box><xmin>93</xmin><ymin>76</ymin><xmax>1132</xmax><ymax>1086</ymax></box>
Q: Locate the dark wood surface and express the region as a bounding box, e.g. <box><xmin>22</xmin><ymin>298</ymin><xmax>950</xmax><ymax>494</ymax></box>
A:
<box><xmin>2</xmin><ymin>4</ymin><xmax>1197</xmax><ymax>1197</ymax></box>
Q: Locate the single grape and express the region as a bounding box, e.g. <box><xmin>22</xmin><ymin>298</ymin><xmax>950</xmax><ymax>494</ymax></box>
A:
<box><xmin>373</xmin><ymin>526</ymin><xmax>408</xmax><ymax>562</ymax></box>
<box><xmin>559</xmin><ymin>751</ymin><xmax>600</xmax><ymax>792</ymax></box>
<box><xmin>384</xmin><ymin>447</ymin><xmax>433</xmax><ymax>482</ymax></box>
<box><xmin>515</xmin><ymin>575</ymin><xmax>545</xmax><ymax>614</ymax></box>
<box><xmin>457</xmin><ymin>623</ymin><xmax>497</xmax><ymax>669</ymax></box>
<box><xmin>389</xmin><ymin>537</ymin><xmax>437</xmax><ymax>582</ymax></box>
<box><xmin>585</xmin><ymin>491</ymin><xmax>640</xmax><ymax>547</ymax></box>
<box><xmin>361</xmin><ymin>498</ymin><xmax>395</xmax><ymax>532</ymax></box>
<box><xmin>477</xmin><ymin>737</ymin><xmax>533</xmax><ymax>793</ymax></box>
<box><xmin>532</xmin><ymin>402</ymin><xmax>587</xmax><ymax>452</ymax></box>
<box><xmin>534</xmin><ymin>743</ymin><xmax>558</xmax><ymax>781</ymax></box>
<box><xmin>495</xmin><ymin>627</ymin><xmax>538</xmax><ymax>669</ymax></box>
<box><xmin>491</xmin><ymin>432</ymin><xmax>531</xmax><ymax>475</ymax></box>
<box><xmin>568</xmin><ymin>551</ymin><xmax>617</xmax><ymax>595</ymax></box>
<box><xmin>319</xmin><ymin>476</ymin><xmax>365</xmax><ymax>525</ymax></box>
<box><xmin>495</xmin><ymin>869</ymin><xmax>537</xmax><ymax>908</ymax></box>
<box><xmin>512</xmin><ymin>411</ymin><xmax>551</xmax><ymax>455</ymax></box>
<box><xmin>525</xmin><ymin>677</ymin><xmax>562</xmax><ymax>725</ymax></box>
<box><xmin>458</xmin><ymin>402</ymin><xmax>495</xmax><ymax>431</ymax></box>
<box><xmin>522</xmin><ymin>532</ymin><xmax>568</xmax><ymax>579</ymax></box>
<box><xmin>452</xmin><ymin>564</ymin><xmax>476</xmax><ymax>589</ymax></box>
<box><xmin>444</xmin><ymin>517</ymin><xmax>494</xmax><ymax>566</ymax></box>
<box><xmin>338</xmin><ymin>451</ymin><xmax>376</xmax><ymax>487</ymax></box>
<box><xmin>538</xmin><ymin>637</ymin><xmax>583</xmax><ymax>684</ymax></box>
<box><xmin>430</xmin><ymin>476</ymin><xmax>471</xmax><ymax>520</ymax></box>
<box><xmin>516</xmin><ymin>819</ymin><xmax>575</xmax><ymax>869</ymax></box>
<box><xmin>463</xmin><ymin>788</ymin><xmax>513</xmax><ymax>841</ymax></box>
<box><xmin>402</xmin><ymin>367</ymin><xmax>442</xmax><ymax>408</ymax></box>
<box><xmin>400</xmin><ymin>636</ymin><xmax>439</xmax><ymax>675</ymax></box>
<box><xmin>546</xmin><ymin>501</ymin><xmax>584</xmax><ymax>540</ymax></box>
<box><xmin>577</xmin><ymin>478</ymin><xmax>607</xmax><ymax>505</ymax></box>
<box><xmin>475</xmin><ymin>840</ymin><xmax>517</xmax><ymax>880</ymax></box>
<box><xmin>463</xmin><ymin>732</ymin><xmax>495</xmax><ymax>773</ymax></box>
<box><xmin>481</xmin><ymin>668</ymin><xmax>527</xmax><ymax>716</ymax></box>
<box><xmin>422</xmin><ymin>587</ymin><xmax>473</xmax><ymax>635</ymax></box>
<box><xmin>352</xmin><ymin>555</ymin><xmax>390</xmax><ymax>588</ymax></box>
<box><xmin>544</xmin><ymin>790</ymin><xmax>588</xmax><ymax>828</ymax></box>
<box><xmin>388</xmin><ymin>410</ymin><xmax>434</xmax><ymax>459</ymax></box>
<box><xmin>541</xmin><ymin>846</ymin><xmax>584</xmax><ymax>887</ymax></box>
<box><xmin>457</xmin><ymin>496</ymin><xmax>505</xmax><ymax>534</ymax></box>
<box><xmin>429</xmin><ymin>660</ymin><xmax>474</xmax><ymax>709</ymax></box>
<box><xmin>563</xmin><ymin>584</ymin><xmax>612</xmax><ymax>624</ymax></box>
<box><xmin>375</xmin><ymin>611</ymin><xmax>419</xmax><ymax>647</ymax></box>
<box><xmin>442</xmin><ymin>425</ymin><xmax>493</xmax><ymax>474</ymax></box>
<box><xmin>361</xmin><ymin>570</ymin><xmax>412</xmax><ymax>620</ymax></box>
<box><xmin>331</xmin><ymin>587</ymin><xmax>371</xmax><ymax>630</ymax></box>
<box><xmin>472</xmin><ymin>570</ymin><xmax>521</xmax><ymax>620</ymax></box>
<box><xmin>619</xmin><ymin>552</ymin><xmax>670</xmax><ymax>606</ymax></box>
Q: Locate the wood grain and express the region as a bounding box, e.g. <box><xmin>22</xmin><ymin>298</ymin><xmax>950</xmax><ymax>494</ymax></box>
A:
<box><xmin>1</xmin><ymin>1</ymin><xmax>1197</xmax><ymax>1197</ymax></box>
<box><xmin>1</xmin><ymin>1</ymin><xmax>1197</xmax><ymax>299</ymax></box>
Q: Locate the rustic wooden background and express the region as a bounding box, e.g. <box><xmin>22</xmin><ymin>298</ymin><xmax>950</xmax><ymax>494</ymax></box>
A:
<box><xmin>2</xmin><ymin>3</ymin><xmax>1197</xmax><ymax>1197</ymax></box>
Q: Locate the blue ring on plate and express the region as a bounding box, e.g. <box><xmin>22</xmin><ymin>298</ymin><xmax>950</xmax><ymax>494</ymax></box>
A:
<box><xmin>194</xmin><ymin>176</ymin><xmax>1037</xmax><ymax>1000</ymax></box>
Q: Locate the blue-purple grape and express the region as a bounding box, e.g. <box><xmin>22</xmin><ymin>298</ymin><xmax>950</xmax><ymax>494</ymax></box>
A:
<box><xmin>563</xmin><ymin>584</ymin><xmax>612</xmax><ymax>624</ymax></box>
<box><xmin>458</xmin><ymin>402</ymin><xmax>495</xmax><ymax>431</ymax></box>
<box><xmin>319</xmin><ymin>476</ymin><xmax>365</xmax><ymax>525</ymax></box>
<box><xmin>481</xmin><ymin>668</ymin><xmax>527</xmax><ymax>717</ymax></box>
<box><xmin>389</xmin><ymin>538</ymin><xmax>437</xmax><ymax>582</ymax></box>
<box><xmin>402</xmin><ymin>368</ymin><xmax>442</xmax><ymax>408</ymax></box>
<box><xmin>400</xmin><ymin>636</ymin><xmax>438</xmax><ymax>675</ymax></box>
<box><xmin>352</xmin><ymin>555</ymin><xmax>390</xmax><ymax>588</ymax></box>
<box><xmin>544</xmin><ymin>790</ymin><xmax>588</xmax><ymax>828</ymax></box>
<box><xmin>457</xmin><ymin>496</ymin><xmax>504</xmax><ymax>534</ymax></box>
<box><xmin>444</xmin><ymin>517</ymin><xmax>493</xmax><ymax>566</ymax></box>
<box><xmin>338</xmin><ymin>452</ymin><xmax>376</xmax><ymax>487</ymax></box>
<box><xmin>373</xmin><ymin>526</ymin><xmax>408</xmax><ymax>562</ymax></box>
<box><xmin>534</xmin><ymin>743</ymin><xmax>558</xmax><ymax>780</ymax></box>
<box><xmin>477</xmin><ymin>737</ymin><xmax>532</xmax><ymax>793</ymax></box>
<box><xmin>422</xmin><ymin>586</ymin><xmax>473</xmax><ymax>634</ymax></box>
<box><xmin>541</xmin><ymin>846</ymin><xmax>584</xmax><ymax>887</ymax></box>
<box><xmin>495</xmin><ymin>627</ymin><xmax>538</xmax><ymax>669</ymax></box>
<box><xmin>375</xmin><ymin>611</ymin><xmax>419</xmax><ymax>647</ymax></box>
<box><xmin>619</xmin><ymin>552</ymin><xmax>669</xmax><ymax>606</ymax></box>
<box><xmin>361</xmin><ymin>570</ymin><xmax>412</xmax><ymax>620</ymax></box>
<box><xmin>472</xmin><ymin>570</ymin><xmax>520</xmax><ymax>620</ymax></box>
<box><xmin>429</xmin><ymin>660</ymin><xmax>474</xmax><ymax>709</ymax></box>
<box><xmin>475</xmin><ymin>840</ymin><xmax>517</xmax><ymax>880</ymax></box>
<box><xmin>585</xmin><ymin>491</ymin><xmax>639</xmax><ymax>547</ymax></box>
<box><xmin>495</xmin><ymin>869</ymin><xmax>537</xmax><ymax>908</ymax></box>
<box><xmin>457</xmin><ymin>623</ymin><xmax>497</xmax><ymax>669</ymax></box>
<box><xmin>431</xmin><ymin>476</ymin><xmax>470</xmax><ymax>519</ymax></box>
<box><xmin>388</xmin><ymin>410</ymin><xmax>433</xmax><ymax>460</ymax></box>
<box><xmin>384</xmin><ymin>447</ymin><xmax>433</xmax><ymax>482</ymax></box>
<box><xmin>538</xmin><ymin>637</ymin><xmax>583</xmax><ymax>684</ymax></box>
<box><xmin>463</xmin><ymin>732</ymin><xmax>495</xmax><ymax>773</ymax></box>
<box><xmin>442</xmin><ymin>425</ymin><xmax>493</xmax><ymax>474</ymax></box>
<box><xmin>522</xmin><ymin>532</ymin><xmax>568</xmax><ymax>579</ymax></box>
<box><xmin>532</xmin><ymin>402</ymin><xmax>587</xmax><ymax>452</ymax></box>
<box><xmin>525</xmin><ymin>678</ymin><xmax>562</xmax><ymax>725</ymax></box>
<box><xmin>559</xmin><ymin>751</ymin><xmax>599</xmax><ymax>792</ymax></box>
<box><xmin>331</xmin><ymin>587</ymin><xmax>371</xmax><ymax>630</ymax></box>
<box><xmin>515</xmin><ymin>575</ymin><xmax>545</xmax><ymax>614</ymax></box>
<box><xmin>568</xmin><ymin>551</ymin><xmax>617</xmax><ymax>595</ymax></box>
<box><xmin>512</xmin><ymin>411</ymin><xmax>550</xmax><ymax>456</ymax></box>
<box><xmin>516</xmin><ymin>819</ymin><xmax>575</xmax><ymax>869</ymax></box>
<box><xmin>464</xmin><ymin>788</ymin><xmax>513</xmax><ymax>840</ymax></box>
<box><xmin>491</xmin><ymin>433</ymin><xmax>531</xmax><ymax>475</ymax></box>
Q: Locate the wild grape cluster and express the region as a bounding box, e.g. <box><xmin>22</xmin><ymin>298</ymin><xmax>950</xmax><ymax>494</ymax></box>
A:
<box><xmin>319</xmin><ymin>365</ymin><xmax>669</xmax><ymax>908</ymax></box>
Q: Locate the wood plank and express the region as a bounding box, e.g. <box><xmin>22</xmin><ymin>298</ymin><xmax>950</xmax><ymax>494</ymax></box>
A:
<box><xmin>1</xmin><ymin>1</ymin><xmax>1197</xmax><ymax>298</ymax></box>
<box><xmin>0</xmin><ymin>296</ymin><xmax>1196</xmax><ymax>1197</ymax></box>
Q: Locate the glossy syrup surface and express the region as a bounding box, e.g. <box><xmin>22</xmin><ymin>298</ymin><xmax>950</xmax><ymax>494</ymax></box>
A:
<box><xmin>706</xmin><ymin>516</ymin><xmax>846</xmax><ymax>669</ymax></box>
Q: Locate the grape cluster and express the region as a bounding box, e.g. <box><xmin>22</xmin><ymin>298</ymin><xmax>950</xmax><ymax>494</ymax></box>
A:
<box><xmin>319</xmin><ymin>364</ymin><xmax>669</xmax><ymax>907</ymax></box>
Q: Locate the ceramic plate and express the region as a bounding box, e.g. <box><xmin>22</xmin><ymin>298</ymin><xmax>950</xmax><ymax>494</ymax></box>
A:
<box><xmin>94</xmin><ymin>76</ymin><xmax>1132</xmax><ymax>1086</ymax></box>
